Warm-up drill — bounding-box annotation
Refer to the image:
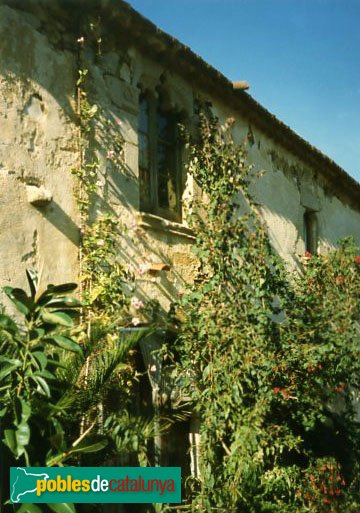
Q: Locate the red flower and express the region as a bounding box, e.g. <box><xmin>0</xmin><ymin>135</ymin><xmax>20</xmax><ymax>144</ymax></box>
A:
<box><xmin>304</xmin><ymin>251</ymin><xmax>312</xmax><ymax>258</ymax></box>
<box><xmin>335</xmin><ymin>275</ymin><xmax>345</xmax><ymax>285</ymax></box>
<box><xmin>354</xmin><ymin>255</ymin><xmax>360</xmax><ymax>264</ymax></box>
<box><xmin>273</xmin><ymin>387</ymin><xmax>280</xmax><ymax>394</ymax></box>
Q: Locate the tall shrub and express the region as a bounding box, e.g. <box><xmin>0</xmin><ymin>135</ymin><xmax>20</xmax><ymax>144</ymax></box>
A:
<box><xmin>175</xmin><ymin>114</ymin><xmax>360</xmax><ymax>512</ymax></box>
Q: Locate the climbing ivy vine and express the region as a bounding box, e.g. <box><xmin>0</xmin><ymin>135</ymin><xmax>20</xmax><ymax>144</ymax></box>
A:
<box><xmin>172</xmin><ymin>113</ymin><xmax>360</xmax><ymax>513</ymax></box>
<box><xmin>70</xmin><ymin>26</ymin><xmax>160</xmax><ymax>474</ymax></box>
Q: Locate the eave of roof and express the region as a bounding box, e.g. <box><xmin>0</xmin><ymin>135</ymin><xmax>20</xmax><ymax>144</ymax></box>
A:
<box><xmin>7</xmin><ymin>0</ymin><xmax>358</xmax><ymax>210</ymax></box>
<box><xmin>106</xmin><ymin>0</ymin><xmax>360</xmax><ymax>211</ymax></box>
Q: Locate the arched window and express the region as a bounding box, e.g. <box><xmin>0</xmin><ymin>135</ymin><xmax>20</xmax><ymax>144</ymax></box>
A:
<box><xmin>138</xmin><ymin>92</ymin><xmax>182</xmax><ymax>222</ymax></box>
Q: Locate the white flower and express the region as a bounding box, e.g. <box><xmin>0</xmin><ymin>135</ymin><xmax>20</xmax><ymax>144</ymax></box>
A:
<box><xmin>131</xmin><ymin>296</ymin><xmax>144</xmax><ymax>310</ymax></box>
<box><xmin>77</xmin><ymin>36</ymin><xmax>85</xmax><ymax>44</ymax></box>
<box><xmin>138</xmin><ymin>263</ymin><xmax>148</xmax><ymax>275</ymax></box>
<box><xmin>106</xmin><ymin>150</ymin><xmax>115</xmax><ymax>160</ymax></box>
<box><xmin>131</xmin><ymin>317</ymin><xmax>141</xmax><ymax>326</ymax></box>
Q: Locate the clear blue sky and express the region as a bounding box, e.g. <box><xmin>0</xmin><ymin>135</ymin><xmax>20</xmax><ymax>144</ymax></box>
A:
<box><xmin>127</xmin><ymin>0</ymin><xmax>360</xmax><ymax>183</ymax></box>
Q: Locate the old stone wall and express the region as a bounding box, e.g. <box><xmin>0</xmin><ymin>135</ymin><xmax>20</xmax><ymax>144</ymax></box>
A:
<box><xmin>0</xmin><ymin>3</ymin><xmax>79</xmax><ymax>311</ymax></box>
<box><xmin>1</xmin><ymin>1</ymin><xmax>359</xmax><ymax>316</ymax></box>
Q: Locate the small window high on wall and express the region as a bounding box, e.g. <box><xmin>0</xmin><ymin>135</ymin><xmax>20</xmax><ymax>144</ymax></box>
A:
<box><xmin>138</xmin><ymin>92</ymin><xmax>182</xmax><ymax>222</ymax></box>
<box><xmin>304</xmin><ymin>210</ymin><xmax>318</xmax><ymax>255</ymax></box>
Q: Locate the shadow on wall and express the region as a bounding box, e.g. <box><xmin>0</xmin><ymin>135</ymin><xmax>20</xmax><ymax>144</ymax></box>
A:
<box><xmin>1</xmin><ymin>0</ymin><xmax>357</xmax><ymax>318</ymax></box>
<box><xmin>35</xmin><ymin>200</ymin><xmax>81</xmax><ymax>247</ymax></box>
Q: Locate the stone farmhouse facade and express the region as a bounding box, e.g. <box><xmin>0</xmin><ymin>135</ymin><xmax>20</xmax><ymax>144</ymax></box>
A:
<box><xmin>1</xmin><ymin>0</ymin><xmax>360</xmax><ymax>308</ymax></box>
<box><xmin>1</xmin><ymin>0</ymin><xmax>360</xmax><ymax>486</ymax></box>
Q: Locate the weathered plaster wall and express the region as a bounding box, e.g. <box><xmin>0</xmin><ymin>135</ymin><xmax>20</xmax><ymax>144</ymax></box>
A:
<box><xmin>84</xmin><ymin>46</ymin><xmax>198</xmax><ymax>315</ymax></box>
<box><xmin>208</xmin><ymin>97</ymin><xmax>360</xmax><ymax>269</ymax></box>
<box><xmin>1</xmin><ymin>1</ymin><xmax>359</xmax><ymax>318</ymax></box>
<box><xmin>0</xmin><ymin>4</ymin><xmax>79</xmax><ymax>309</ymax></box>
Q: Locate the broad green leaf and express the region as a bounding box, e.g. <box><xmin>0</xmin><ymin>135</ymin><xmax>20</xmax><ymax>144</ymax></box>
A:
<box><xmin>16</xmin><ymin>422</ymin><xmax>30</xmax><ymax>450</ymax></box>
<box><xmin>0</xmin><ymin>313</ymin><xmax>19</xmax><ymax>334</ymax></box>
<box><xmin>47</xmin><ymin>503</ymin><xmax>75</xmax><ymax>513</ymax></box>
<box><xmin>14</xmin><ymin>398</ymin><xmax>31</xmax><ymax>426</ymax></box>
<box><xmin>48</xmin><ymin>335</ymin><xmax>83</xmax><ymax>355</ymax></box>
<box><xmin>16</xmin><ymin>504</ymin><xmax>43</xmax><ymax>513</ymax></box>
<box><xmin>0</xmin><ymin>356</ymin><xmax>21</xmax><ymax>364</ymax></box>
<box><xmin>71</xmin><ymin>436</ymin><xmax>108</xmax><ymax>454</ymax></box>
<box><xmin>30</xmin><ymin>328</ymin><xmax>45</xmax><ymax>340</ymax></box>
<box><xmin>3</xmin><ymin>429</ymin><xmax>16</xmax><ymax>453</ymax></box>
<box><xmin>46</xmin><ymin>451</ymin><xmax>67</xmax><ymax>466</ymax></box>
<box><xmin>3</xmin><ymin>424</ymin><xmax>29</xmax><ymax>458</ymax></box>
<box><xmin>47</xmin><ymin>358</ymin><xmax>67</xmax><ymax>369</ymax></box>
<box><xmin>3</xmin><ymin>287</ymin><xmax>33</xmax><ymax>315</ymax></box>
<box><xmin>26</xmin><ymin>268</ymin><xmax>38</xmax><ymax>299</ymax></box>
<box><xmin>41</xmin><ymin>311</ymin><xmax>74</xmax><ymax>327</ymax></box>
<box><xmin>45</xmin><ymin>283</ymin><xmax>78</xmax><ymax>296</ymax></box>
<box><xmin>37</xmin><ymin>283</ymin><xmax>77</xmax><ymax>307</ymax></box>
<box><xmin>31</xmin><ymin>375</ymin><xmax>51</xmax><ymax>397</ymax></box>
<box><xmin>46</xmin><ymin>297</ymin><xmax>82</xmax><ymax>309</ymax></box>
<box><xmin>0</xmin><ymin>360</ymin><xmax>22</xmax><ymax>381</ymax></box>
<box><xmin>32</xmin><ymin>351</ymin><xmax>47</xmax><ymax>370</ymax></box>
<box><xmin>33</xmin><ymin>369</ymin><xmax>56</xmax><ymax>380</ymax></box>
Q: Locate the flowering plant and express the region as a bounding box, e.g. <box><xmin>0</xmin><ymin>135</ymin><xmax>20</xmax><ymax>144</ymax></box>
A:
<box><xmin>172</xmin><ymin>114</ymin><xmax>360</xmax><ymax>512</ymax></box>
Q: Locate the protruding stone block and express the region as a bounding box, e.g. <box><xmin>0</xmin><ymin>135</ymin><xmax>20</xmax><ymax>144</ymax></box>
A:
<box><xmin>26</xmin><ymin>185</ymin><xmax>52</xmax><ymax>206</ymax></box>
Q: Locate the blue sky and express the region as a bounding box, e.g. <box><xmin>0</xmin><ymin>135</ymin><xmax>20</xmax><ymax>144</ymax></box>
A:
<box><xmin>127</xmin><ymin>0</ymin><xmax>360</xmax><ymax>183</ymax></box>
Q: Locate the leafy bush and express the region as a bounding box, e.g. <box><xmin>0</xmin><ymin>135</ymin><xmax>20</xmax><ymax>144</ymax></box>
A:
<box><xmin>0</xmin><ymin>271</ymin><xmax>147</xmax><ymax>512</ymax></box>
<box><xmin>173</xmin><ymin>114</ymin><xmax>360</xmax><ymax>512</ymax></box>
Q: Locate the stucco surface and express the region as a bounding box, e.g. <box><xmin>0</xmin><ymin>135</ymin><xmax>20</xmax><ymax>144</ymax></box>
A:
<box><xmin>0</xmin><ymin>1</ymin><xmax>359</xmax><ymax>316</ymax></box>
<box><xmin>0</xmin><ymin>4</ymin><xmax>79</xmax><ymax>309</ymax></box>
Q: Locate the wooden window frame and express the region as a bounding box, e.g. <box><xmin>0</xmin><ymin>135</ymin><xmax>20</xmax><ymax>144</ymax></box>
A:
<box><xmin>138</xmin><ymin>91</ymin><xmax>183</xmax><ymax>223</ymax></box>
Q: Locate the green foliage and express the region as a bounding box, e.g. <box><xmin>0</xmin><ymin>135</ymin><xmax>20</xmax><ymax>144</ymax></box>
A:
<box><xmin>0</xmin><ymin>270</ymin><xmax>83</xmax><ymax>464</ymax></box>
<box><xmin>174</xmin><ymin>114</ymin><xmax>360</xmax><ymax>512</ymax></box>
<box><xmin>0</xmin><ymin>271</ymin><xmax>151</xmax><ymax>512</ymax></box>
<box><xmin>81</xmin><ymin>213</ymin><xmax>132</xmax><ymax>317</ymax></box>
